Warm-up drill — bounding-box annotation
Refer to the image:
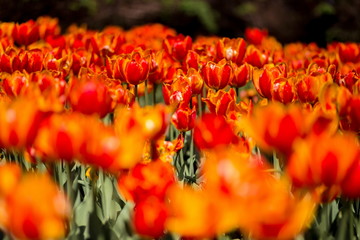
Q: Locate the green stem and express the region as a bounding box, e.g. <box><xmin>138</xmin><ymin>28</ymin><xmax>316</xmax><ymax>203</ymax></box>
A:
<box><xmin>144</xmin><ymin>81</ymin><xmax>149</xmax><ymax>106</ymax></box>
<box><xmin>134</xmin><ymin>84</ymin><xmax>138</xmax><ymax>103</ymax></box>
<box><xmin>65</xmin><ymin>162</ymin><xmax>73</xmax><ymax>205</ymax></box>
<box><xmin>189</xmin><ymin>130</ymin><xmax>195</xmax><ymax>177</ymax></box>
<box><xmin>153</xmin><ymin>83</ymin><xmax>157</xmax><ymax>105</ymax></box>
<box><xmin>197</xmin><ymin>94</ymin><xmax>202</xmax><ymax>116</ymax></box>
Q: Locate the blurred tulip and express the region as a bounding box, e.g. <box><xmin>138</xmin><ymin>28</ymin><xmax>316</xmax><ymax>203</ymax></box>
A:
<box><xmin>0</xmin><ymin>163</ymin><xmax>21</xmax><ymax>198</ymax></box>
<box><xmin>68</xmin><ymin>73</ymin><xmax>113</xmax><ymax>118</ymax></box>
<box><xmin>1</xmin><ymin>71</ymin><xmax>29</xmax><ymax>98</ymax></box>
<box><xmin>6</xmin><ymin>173</ymin><xmax>70</xmax><ymax>240</ymax></box>
<box><xmin>245</xmin><ymin>28</ymin><xmax>268</xmax><ymax>45</ymax></box>
<box><xmin>193</xmin><ymin>113</ymin><xmax>238</xmax><ymax>150</ymax></box>
<box><xmin>287</xmin><ymin>133</ymin><xmax>359</xmax><ymax>188</ymax></box>
<box><xmin>117</xmin><ymin>160</ymin><xmax>175</xmax><ymax>203</ymax></box>
<box><xmin>0</xmin><ymin>98</ymin><xmax>47</xmax><ymax>150</ymax></box>
<box><xmin>340</xmin><ymin>151</ymin><xmax>360</xmax><ymax>198</ymax></box>
<box><xmin>33</xmin><ymin>113</ymin><xmax>88</xmax><ymax>162</ymax></box>
<box><xmin>133</xmin><ymin>196</ymin><xmax>168</xmax><ymax>238</ymax></box>
<box><xmin>241</xmin><ymin>103</ymin><xmax>304</xmax><ymax>156</ymax></box>
<box><xmin>12</xmin><ymin>20</ymin><xmax>40</xmax><ymax>46</ymax></box>
<box><xmin>338</xmin><ymin>43</ymin><xmax>360</xmax><ymax>64</ymax></box>
<box><xmin>36</xmin><ymin>16</ymin><xmax>61</xmax><ymax>40</ymax></box>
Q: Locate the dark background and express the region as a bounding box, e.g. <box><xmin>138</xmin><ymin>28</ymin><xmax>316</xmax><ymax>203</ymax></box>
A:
<box><xmin>1</xmin><ymin>0</ymin><xmax>359</xmax><ymax>47</ymax></box>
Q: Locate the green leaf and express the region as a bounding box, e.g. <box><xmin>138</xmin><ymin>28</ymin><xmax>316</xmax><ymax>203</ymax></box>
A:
<box><xmin>180</xmin><ymin>0</ymin><xmax>218</xmax><ymax>33</ymax></box>
<box><xmin>234</xmin><ymin>2</ymin><xmax>257</xmax><ymax>17</ymax></box>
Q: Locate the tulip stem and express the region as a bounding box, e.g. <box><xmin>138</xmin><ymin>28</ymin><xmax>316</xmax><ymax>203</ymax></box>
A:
<box><xmin>144</xmin><ymin>81</ymin><xmax>149</xmax><ymax>106</ymax></box>
<box><xmin>189</xmin><ymin>130</ymin><xmax>195</xmax><ymax>177</ymax></box>
<box><xmin>237</xmin><ymin>87</ymin><xmax>241</xmax><ymax>103</ymax></box>
<box><xmin>65</xmin><ymin>161</ymin><xmax>73</xmax><ymax>205</ymax></box>
<box><xmin>134</xmin><ymin>84</ymin><xmax>138</xmax><ymax>103</ymax></box>
<box><xmin>153</xmin><ymin>83</ymin><xmax>157</xmax><ymax>105</ymax></box>
<box><xmin>197</xmin><ymin>94</ymin><xmax>202</xmax><ymax>116</ymax></box>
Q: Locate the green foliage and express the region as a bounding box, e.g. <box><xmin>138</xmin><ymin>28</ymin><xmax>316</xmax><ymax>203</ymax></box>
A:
<box><xmin>314</xmin><ymin>2</ymin><xmax>335</xmax><ymax>16</ymax></box>
<box><xmin>179</xmin><ymin>0</ymin><xmax>218</xmax><ymax>33</ymax></box>
<box><xmin>234</xmin><ymin>2</ymin><xmax>257</xmax><ymax>17</ymax></box>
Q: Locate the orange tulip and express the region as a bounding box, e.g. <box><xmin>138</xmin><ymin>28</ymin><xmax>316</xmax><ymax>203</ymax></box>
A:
<box><xmin>171</xmin><ymin>106</ymin><xmax>196</xmax><ymax>132</ymax></box>
<box><xmin>252</xmin><ymin>63</ymin><xmax>287</xmax><ymax>99</ymax></box>
<box><xmin>1</xmin><ymin>71</ymin><xmax>29</xmax><ymax>98</ymax></box>
<box><xmin>6</xmin><ymin>173</ymin><xmax>70</xmax><ymax>240</ymax></box>
<box><xmin>203</xmin><ymin>88</ymin><xmax>237</xmax><ymax>116</ymax></box>
<box><xmin>68</xmin><ymin>73</ymin><xmax>113</xmax><ymax>118</ymax></box>
<box><xmin>201</xmin><ymin>58</ymin><xmax>233</xmax><ymax>90</ymax></box>
<box><xmin>163</xmin><ymin>34</ymin><xmax>192</xmax><ymax>62</ymax></box>
<box><xmin>33</xmin><ymin>113</ymin><xmax>88</xmax><ymax>162</ymax></box>
<box><xmin>245</xmin><ymin>28</ymin><xmax>268</xmax><ymax>45</ymax></box>
<box><xmin>117</xmin><ymin>160</ymin><xmax>175</xmax><ymax>203</ymax></box>
<box><xmin>0</xmin><ymin>98</ymin><xmax>47</xmax><ymax>150</ymax></box>
<box><xmin>272</xmin><ymin>77</ymin><xmax>296</xmax><ymax>104</ymax></box>
<box><xmin>244</xmin><ymin>45</ymin><xmax>269</xmax><ymax>68</ymax></box>
<box><xmin>341</xmin><ymin>151</ymin><xmax>360</xmax><ymax>198</ymax></box>
<box><xmin>241</xmin><ymin>103</ymin><xmax>305</xmax><ymax>156</ymax></box>
<box><xmin>215</xmin><ymin>37</ymin><xmax>246</xmax><ymax>65</ymax></box>
<box><xmin>338</xmin><ymin>42</ymin><xmax>360</xmax><ymax>64</ymax></box>
<box><xmin>193</xmin><ymin>113</ymin><xmax>238</xmax><ymax>150</ymax></box>
<box><xmin>0</xmin><ymin>48</ymin><xmax>29</xmax><ymax>74</ymax></box>
<box><xmin>287</xmin><ymin>133</ymin><xmax>359</xmax><ymax>188</ymax></box>
<box><xmin>133</xmin><ymin>196</ymin><xmax>168</xmax><ymax>238</ymax></box>
<box><xmin>231</xmin><ymin>62</ymin><xmax>252</xmax><ymax>88</ymax></box>
<box><xmin>12</xmin><ymin>20</ymin><xmax>40</xmax><ymax>46</ymax></box>
<box><xmin>107</xmin><ymin>49</ymin><xmax>151</xmax><ymax>85</ymax></box>
<box><xmin>0</xmin><ymin>163</ymin><xmax>21</xmax><ymax>198</ymax></box>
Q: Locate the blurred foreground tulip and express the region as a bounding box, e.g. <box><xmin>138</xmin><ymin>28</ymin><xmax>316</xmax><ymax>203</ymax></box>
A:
<box><xmin>3</xmin><ymin>172</ymin><xmax>70</xmax><ymax>240</ymax></box>
<box><xmin>0</xmin><ymin>98</ymin><xmax>48</xmax><ymax>150</ymax></box>
<box><xmin>193</xmin><ymin>113</ymin><xmax>238</xmax><ymax>150</ymax></box>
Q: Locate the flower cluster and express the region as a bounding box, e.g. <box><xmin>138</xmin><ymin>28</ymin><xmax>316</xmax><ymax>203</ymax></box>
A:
<box><xmin>0</xmin><ymin>17</ymin><xmax>359</xmax><ymax>239</ymax></box>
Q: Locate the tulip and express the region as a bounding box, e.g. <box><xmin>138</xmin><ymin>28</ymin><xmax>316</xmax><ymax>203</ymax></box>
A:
<box><xmin>68</xmin><ymin>73</ymin><xmax>113</xmax><ymax>118</ymax></box>
<box><xmin>215</xmin><ymin>37</ymin><xmax>246</xmax><ymax>65</ymax></box>
<box><xmin>116</xmin><ymin>50</ymin><xmax>151</xmax><ymax>86</ymax></box>
<box><xmin>202</xmin><ymin>88</ymin><xmax>237</xmax><ymax>116</ymax></box>
<box><xmin>117</xmin><ymin>160</ymin><xmax>176</xmax><ymax>203</ymax></box>
<box><xmin>287</xmin><ymin>133</ymin><xmax>359</xmax><ymax>188</ymax></box>
<box><xmin>0</xmin><ymin>98</ymin><xmax>47</xmax><ymax>150</ymax></box>
<box><xmin>231</xmin><ymin>63</ymin><xmax>251</xmax><ymax>88</ymax></box>
<box><xmin>201</xmin><ymin>59</ymin><xmax>233</xmax><ymax>90</ymax></box>
<box><xmin>272</xmin><ymin>77</ymin><xmax>296</xmax><ymax>104</ymax></box>
<box><xmin>133</xmin><ymin>196</ymin><xmax>168</xmax><ymax>238</ymax></box>
<box><xmin>340</xmin><ymin>151</ymin><xmax>360</xmax><ymax>198</ymax></box>
<box><xmin>33</xmin><ymin>113</ymin><xmax>88</xmax><ymax>162</ymax></box>
<box><xmin>6</xmin><ymin>173</ymin><xmax>70</xmax><ymax>240</ymax></box>
<box><xmin>163</xmin><ymin>34</ymin><xmax>192</xmax><ymax>62</ymax></box>
<box><xmin>171</xmin><ymin>106</ymin><xmax>196</xmax><ymax>132</ymax></box>
<box><xmin>193</xmin><ymin>113</ymin><xmax>238</xmax><ymax>150</ymax></box>
<box><xmin>245</xmin><ymin>27</ymin><xmax>268</xmax><ymax>45</ymax></box>
<box><xmin>244</xmin><ymin>46</ymin><xmax>269</xmax><ymax>68</ymax></box>
<box><xmin>338</xmin><ymin>42</ymin><xmax>360</xmax><ymax>64</ymax></box>
<box><xmin>12</xmin><ymin>20</ymin><xmax>40</xmax><ymax>46</ymax></box>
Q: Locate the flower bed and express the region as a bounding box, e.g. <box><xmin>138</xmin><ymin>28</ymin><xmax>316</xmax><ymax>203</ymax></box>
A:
<box><xmin>0</xmin><ymin>17</ymin><xmax>359</xmax><ymax>240</ymax></box>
